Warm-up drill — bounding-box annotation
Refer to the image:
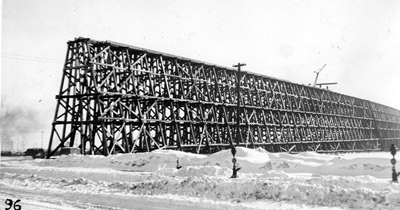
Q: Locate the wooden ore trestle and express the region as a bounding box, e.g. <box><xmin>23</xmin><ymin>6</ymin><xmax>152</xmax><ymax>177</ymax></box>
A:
<box><xmin>47</xmin><ymin>38</ymin><xmax>400</xmax><ymax>158</ymax></box>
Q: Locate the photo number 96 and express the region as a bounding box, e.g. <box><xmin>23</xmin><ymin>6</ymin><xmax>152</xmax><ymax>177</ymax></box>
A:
<box><xmin>4</xmin><ymin>199</ymin><xmax>21</xmax><ymax>210</ymax></box>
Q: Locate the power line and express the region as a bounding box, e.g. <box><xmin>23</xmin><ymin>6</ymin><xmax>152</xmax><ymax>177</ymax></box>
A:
<box><xmin>2</xmin><ymin>52</ymin><xmax>62</xmax><ymax>62</ymax></box>
<box><xmin>2</xmin><ymin>53</ymin><xmax>63</xmax><ymax>64</ymax></box>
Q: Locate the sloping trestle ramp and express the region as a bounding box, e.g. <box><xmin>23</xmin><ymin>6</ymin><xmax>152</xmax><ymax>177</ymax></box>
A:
<box><xmin>47</xmin><ymin>38</ymin><xmax>400</xmax><ymax>158</ymax></box>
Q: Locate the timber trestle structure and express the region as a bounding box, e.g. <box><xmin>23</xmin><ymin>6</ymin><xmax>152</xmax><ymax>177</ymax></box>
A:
<box><xmin>47</xmin><ymin>38</ymin><xmax>400</xmax><ymax>158</ymax></box>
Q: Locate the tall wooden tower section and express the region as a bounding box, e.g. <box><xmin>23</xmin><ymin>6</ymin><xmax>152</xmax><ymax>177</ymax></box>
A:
<box><xmin>47</xmin><ymin>38</ymin><xmax>400</xmax><ymax>158</ymax></box>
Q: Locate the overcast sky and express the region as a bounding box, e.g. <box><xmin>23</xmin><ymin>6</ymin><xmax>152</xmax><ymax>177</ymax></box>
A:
<box><xmin>2</xmin><ymin>0</ymin><xmax>400</xmax><ymax>150</ymax></box>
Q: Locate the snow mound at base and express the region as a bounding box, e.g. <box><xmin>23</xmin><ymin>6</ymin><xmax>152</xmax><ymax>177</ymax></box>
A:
<box><xmin>4</xmin><ymin>148</ymin><xmax>400</xmax><ymax>209</ymax></box>
<box><xmin>37</xmin><ymin>147</ymin><xmax>393</xmax><ymax>178</ymax></box>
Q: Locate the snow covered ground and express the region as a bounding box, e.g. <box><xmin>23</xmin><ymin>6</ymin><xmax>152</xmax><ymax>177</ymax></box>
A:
<box><xmin>1</xmin><ymin>147</ymin><xmax>400</xmax><ymax>209</ymax></box>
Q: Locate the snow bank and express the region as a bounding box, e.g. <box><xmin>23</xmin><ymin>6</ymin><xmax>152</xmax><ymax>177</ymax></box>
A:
<box><xmin>2</xmin><ymin>147</ymin><xmax>400</xmax><ymax>209</ymax></box>
<box><xmin>35</xmin><ymin>147</ymin><xmax>392</xmax><ymax>178</ymax></box>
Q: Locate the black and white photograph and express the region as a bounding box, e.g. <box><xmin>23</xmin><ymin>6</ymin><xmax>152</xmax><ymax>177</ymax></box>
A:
<box><xmin>1</xmin><ymin>0</ymin><xmax>400</xmax><ymax>209</ymax></box>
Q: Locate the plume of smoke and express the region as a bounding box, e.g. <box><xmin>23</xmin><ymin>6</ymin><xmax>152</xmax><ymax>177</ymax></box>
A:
<box><xmin>1</xmin><ymin>106</ymin><xmax>43</xmax><ymax>133</ymax></box>
<box><xmin>1</xmin><ymin>100</ymin><xmax>45</xmax><ymax>150</ymax></box>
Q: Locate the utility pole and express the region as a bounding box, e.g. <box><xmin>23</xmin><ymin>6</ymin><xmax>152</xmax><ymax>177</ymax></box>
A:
<box><xmin>233</xmin><ymin>63</ymin><xmax>246</xmax><ymax>146</ymax></box>
<box><xmin>230</xmin><ymin>62</ymin><xmax>245</xmax><ymax>179</ymax></box>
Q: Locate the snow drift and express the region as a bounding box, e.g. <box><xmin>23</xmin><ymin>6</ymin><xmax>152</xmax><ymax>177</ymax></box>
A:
<box><xmin>1</xmin><ymin>147</ymin><xmax>400</xmax><ymax>209</ymax></box>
